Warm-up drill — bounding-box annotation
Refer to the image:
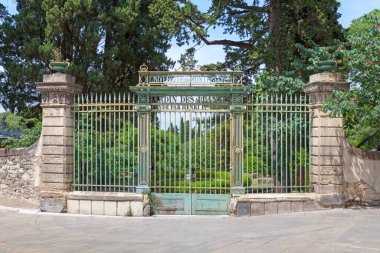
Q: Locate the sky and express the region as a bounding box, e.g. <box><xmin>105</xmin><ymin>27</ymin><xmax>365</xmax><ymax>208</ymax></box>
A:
<box><xmin>0</xmin><ymin>0</ymin><xmax>379</xmax><ymax>112</ymax></box>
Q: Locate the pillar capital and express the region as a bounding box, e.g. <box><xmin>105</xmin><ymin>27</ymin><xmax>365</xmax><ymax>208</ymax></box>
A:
<box><xmin>36</xmin><ymin>73</ymin><xmax>82</xmax><ymax>107</ymax></box>
<box><xmin>304</xmin><ymin>73</ymin><xmax>350</xmax><ymax>105</ymax></box>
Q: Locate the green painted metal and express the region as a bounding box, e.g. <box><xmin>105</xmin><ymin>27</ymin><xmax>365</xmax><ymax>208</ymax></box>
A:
<box><xmin>137</xmin><ymin>64</ymin><xmax>243</xmax><ymax>87</ymax></box>
<box><xmin>73</xmin><ymin>68</ymin><xmax>311</xmax><ymax>207</ymax></box>
<box><xmin>149</xmin><ymin>95</ymin><xmax>232</xmax><ymax>195</ymax></box>
<box><xmin>243</xmin><ymin>93</ymin><xmax>311</xmax><ymax>193</ymax></box>
<box><xmin>191</xmin><ymin>194</ymin><xmax>230</xmax><ymax>215</ymax></box>
<box><xmin>154</xmin><ymin>193</ymin><xmax>230</xmax><ymax>215</ymax></box>
<box><xmin>73</xmin><ymin>93</ymin><xmax>138</xmax><ymax>192</ymax></box>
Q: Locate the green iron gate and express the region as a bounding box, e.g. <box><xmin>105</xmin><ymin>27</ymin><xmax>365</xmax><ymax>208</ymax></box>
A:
<box><xmin>129</xmin><ymin>66</ymin><xmax>246</xmax><ymax>215</ymax></box>
<box><xmin>73</xmin><ymin>65</ymin><xmax>311</xmax><ymax>215</ymax></box>
<box><xmin>149</xmin><ymin>95</ymin><xmax>232</xmax><ymax>214</ymax></box>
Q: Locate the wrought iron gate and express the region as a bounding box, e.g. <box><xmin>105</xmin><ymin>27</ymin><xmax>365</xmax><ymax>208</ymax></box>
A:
<box><xmin>73</xmin><ymin>65</ymin><xmax>311</xmax><ymax>215</ymax></box>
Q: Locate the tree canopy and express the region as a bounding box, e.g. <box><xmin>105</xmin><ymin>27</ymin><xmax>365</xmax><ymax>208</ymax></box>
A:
<box><xmin>149</xmin><ymin>0</ymin><xmax>344</xmax><ymax>75</ymax></box>
<box><xmin>0</xmin><ymin>0</ymin><xmax>174</xmax><ymax>115</ymax></box>
<box><xmin>324</xmin><ymin>9</ymin><xmax>380</xmax><ymax>150</ymax></box>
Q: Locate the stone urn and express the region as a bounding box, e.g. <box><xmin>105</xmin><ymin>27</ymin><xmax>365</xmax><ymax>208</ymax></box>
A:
<box><xmin>316</xmin><ymin>60</ymin><xmax>336</xmax><ymax>73</ymax></box>
<box><xmin>49</xmin><ymin>61</ymin><xmax>70</xmax><ymax>73</ymax></box>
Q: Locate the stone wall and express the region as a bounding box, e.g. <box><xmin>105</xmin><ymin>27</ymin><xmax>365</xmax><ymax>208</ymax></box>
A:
<box><xmin>343</xmin><ymin>140</ymin><xmax>380</xmax><ymax>206</ymax></box>
<box><xmin>0</xmin><ymin>138</ymin><xmax>42</xmax><ymax>208</ymax></box>
<box><xmin>232</xmin><ymin>193</ymin><xmax>323</xmax><ymax>216</ymax></box>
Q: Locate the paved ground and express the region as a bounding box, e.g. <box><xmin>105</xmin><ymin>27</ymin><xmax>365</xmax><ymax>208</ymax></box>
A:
<box><xmin>0</xmin><ymin>206</ymin><xmax>380</xmax><ymax>253</ymax></box>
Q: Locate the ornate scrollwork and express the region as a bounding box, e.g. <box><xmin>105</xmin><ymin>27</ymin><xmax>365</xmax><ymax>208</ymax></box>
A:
<box><xmin>234</xmin><ymin>146</ymin><xmax>243</xmax><ymax>154</ymax></box>
<box><xmin>139</xmin><ymin>64</ymin><xmax>148</xmax><ymax>72</ymax></box>
<box><xmin>138</xmin><ymin>95</ymin><xmax>149</xmax><ymax>104</ymax></box>
<box><xmin>231</xmin><ymin>94</ymin><xmax>243</xmax><ymax>104</ymax></box>
<box><xmin>139</xmin><ymin>145</ymin><xmax>148</xmax><ymax>153</ymax></box>
<box><xmin>139</xmin><ymin>74</ymin><xmax>148</xmax><ymax>85</ymax></box>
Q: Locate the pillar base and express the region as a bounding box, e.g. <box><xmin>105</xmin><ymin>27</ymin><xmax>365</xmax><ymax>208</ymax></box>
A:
<box><xmin>136</xmin><ymin>185</ymin><xmax>151</xmax><ymax>194</ymax></box>
<box><xmin>316</xmin><ymin>193</ymin><xmax>346</xmax><ymax>208</ymax></box>
<box><xmin>231</xmin><ymin>186</ymin><xmax>245</xmax><ymax>195</ymax></box>
<box><xmin>40</xmin><ymin>191</ymin><xmax>68</xmax><ymax>213</ymax></box>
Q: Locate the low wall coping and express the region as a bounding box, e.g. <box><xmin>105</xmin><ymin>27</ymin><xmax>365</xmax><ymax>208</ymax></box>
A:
<box><xmin>0</xmin><ymin>142</ymin><xmax>38</xmax><ymax>157</ymax></box>
<box><xmin>345</xmin><ymin>139</ymin><xmax>380</xmax><ymax>160</ymax></box>
<box><xmin>236</xmin><ymin>193</ymin><xmax>316</xmax><ymax>202</ymax></box>
<box><xmin>67</xmin><ymin>191</ymin><xmax>143</xmax><ymax>201</ymax></box>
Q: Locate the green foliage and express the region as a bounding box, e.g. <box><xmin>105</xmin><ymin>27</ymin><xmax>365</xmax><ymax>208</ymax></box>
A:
<box><xmin>254</xmin><ymin>71</ymin><xmax>305</xmax><ymax>94</ymax></box>
<box><xmin>149</xmin><ymin>0</ymin><xmax>343</xmax><ymax>76</ymax></box>
<box><xmin>0</xmin><ymin>113</ymin><xmax>41</xmax><ymax>148</ymax></box>
<box><xmin>178</xmin><ymin>48</ymin><xmax>198</xmax><ymax>71</ymax></box>
<box><xmin>323</xmin><ymin>9</ymin><xmax>380</xmax><ymax>150</ymax></box>
<box><xmin>0</xmin><ymin>1</ymin><xmax>47</xmax><ymax>116</ymax></box>
<box><xmin>0</xmin><ymin>1</ymin><xmax>174</xmax><ymax>114</ymax></box>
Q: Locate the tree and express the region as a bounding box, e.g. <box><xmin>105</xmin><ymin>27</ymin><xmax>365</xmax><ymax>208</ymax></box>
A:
<box><xmin>149</xmin><ymin>0</ymin><xmax>343</xmax><ymax>75</ymax></box>
<box><xmin>178</xmin><ymin>47</ymin><xmax>197</xmax><ymax>70</ymax></box>
<box><xmin>42</xmin><ymin>0</ymin><xmax>174</xmax><ymax>92</ymax></box>
<box><xmin>0</xmin><ymin>0</ymin><xmax>175</xmax><ymax>114</ymax></box>
<box><xmin>0</xmin><ymin>1</ymin><xmax>48</xmax><ymax>117</ymax></box>
<box><xmin>324</xmin><ymin>9</ymin><xmax>380</xmax><ymax>150</ymax></box>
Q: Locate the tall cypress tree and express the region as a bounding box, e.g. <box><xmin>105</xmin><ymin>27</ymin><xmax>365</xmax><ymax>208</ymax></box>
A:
<box><xmin>0</xmin><ymin>0</ymin><xmax>174</xmax><ymax>114</ymax></box>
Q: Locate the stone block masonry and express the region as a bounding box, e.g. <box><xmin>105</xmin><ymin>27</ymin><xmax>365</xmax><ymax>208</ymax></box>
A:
<box><xmin>233</xmin><ymin>193</ymin><xmax>323</xmax><ymax>216</ymax></box>
<box><xmin>304</xmin><ymin>72</ymin><xmax>350</xmax><ymax>208</ymax></box>
<box><xmin>0</xmin><ymin>139</ymin><xmax>42</xmax><ymax>208</ymax></box>
<box><xmin>67</xmin><ymin>192</ymin><xmax>147</xmax><ymax>217</ymax></box>
<box><xmin>343</xmin><ymin>140</ymin><xmax>380</xmax><ymax>206</ymax></box>
<box><xmin>36</xmin><ymin>73</ymin><xmax>82</xmax><ymax>213</ymax></box>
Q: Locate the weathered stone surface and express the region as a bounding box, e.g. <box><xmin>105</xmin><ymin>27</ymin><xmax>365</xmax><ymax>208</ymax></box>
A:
<box><xmin>104</xmin><ymin>201</ymin><xmax>117</xmax><ymax>216</ymax></box>
<box><xmin>265</xmin><ymin>202</ymin><xmax>278</xmax><ymax>215</ymax></box>
<box><xmin>143</xmin><ymin>205</ymin><xmax>151</xmax><ymax>217</ymax></box>
<box><xmin>314</xmin><ymin>184</ymin><xmax>343</xmax><ymax>195</ymax></box>
<box><xmin>304</xmin><ymin>201</ymin><xmax>319</xmax><ymax>211</ymax></box>
<box><xmin>311</xmin><ymin>146</ymin><xmax>342</xmax><ymax>156</ymax></box>
<box><xmin>311</xmin><ymin>155</ymin><xmax>342</xmax><ymax>166</ymax></box>
<box><xmin>311</xmin><ymin>137</ymin><xmax>342</xmax><ymax>147</ymax></box>
<box><xmin>67</xmin><ymin>199</ymin><xmax>80</xmax><ymax>214</ymax></box>
<box><xmin>42</xmin><ymin>126</ymin><xmax>73</xmax><ymax>137</ymax></box>
<box><xmin>42</xmin><ymin>73</ymin><xmax>76</xmax><ymax>84</ymax></box>
<box><xmin>311</xmin><ymin>127</ymin><xmax>344</xmax><ymax>137</ymax></box>
<box><xmin>42</xmin><ymin>155</ymin><xmax>73</xmax><ymax>164</ymax></box>
<box><xmin>43</xmin><ymin>164</ymin><xmax>73</xmax><ymax>174</ymax></box>
<box><xmin>312</xmin><ymin>118</ymin><xmax>343</xmax><ymax>128</ymax></box>
<box><xmin>92</xmin><ymin>201</ymin><xmax>104</xmax><ymax>215</ymax></box>
<box><xmin>42</xmin><ymin>173</ymin><xmax>72</xmax><ymax>183</ymax></box>
<box><xmin>291</xmin><ymin>202</ymin><xmax>304</xmax><ymax>212</ymax></box>
<box><xmin>40</xmin><ymin>199</ymin><xmax>65</xmax><ymax>213</ymax></box>
<box><xmin>42</xmin><ymin>117</ymin><xmax>74</xmax><ymax>127</ymax></box>
<box><xmin>308</xmin><ymin>72</ymin><xmax>344</xmax><ymax>84</ymax></box>
<box><xmin>42</xmin><ymin>146</ymin><xmax>73</xmax><ymax>155</ymax></box>
<box><xmin>67</xmin><ymin>191</ymin><xmax>143</xmax><ymax>201</ymax></box>
<box><xmin>277</xmin><ymin>201</ymin><xmax>291</xmax><ymax>214</ymax></box>
<box><xmin>42</xmin><ymin>108</ymin><xmax>72</xmax><ymax>118</ymax></box>
<box><xmin>236</xmin><ymin>202</ymin><xmax>251</xmax><ymax>216</ymax></box>
<box><xmin>117</xmin><ymin>201</ymin><xmax>130</xmax><ymax>216</ymax></box>
<box><xmin>311</xmin><ymin>175</ymin><xmax>343</xmax><ymax>185</ymax></box>
<box><xmin>316</xmin><ymin>194</ymin><xmax>345</xmax><ymax>207</ymax></box>
<box><xmin>0</xmin><ymin>142</ymin><xmax>41</xmax><ymax>203</ymax></box>
<box><xmin>79</xmin><ymin>200</ymin><xmax>92</xmax><ymax>214</ymax></box>
<box><xmin>42</xmin><ymin>136</ymin><xmax>73</xmax><ymax>146</ymax></box>
<box><xmin>131</xmin><ymin>201</ymin><xmax>144</xmax><ymax>216</ymax></box>
<box><xmin>251</xmin><ymin>202</ymin><xmax>265</xmax><ymax>216</ymax></box>
<box><xmin>314</xmin><ymin>166</ymin><xmax>343</xmax><ymax>175</ymax></box>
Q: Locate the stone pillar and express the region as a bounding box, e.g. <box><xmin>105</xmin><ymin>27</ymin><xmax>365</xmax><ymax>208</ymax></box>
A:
<box><xmin>136</xmin><ymin>94</ymin><xmax>151</xmax><ymax>193</ymax></box>
<box><xmin>230</xmin><ymin>94</ymin><xmax>246</xmax><ymax>195</ymax></box>
<box><xmin>304</xmin><ymin>72</ymin><xmax>349</xmax><ymax>207</ymax></box>
<box><xmin>36</xmin><ymin>73</ymin><xmax>82</xmax><ymax>212</ymax></box>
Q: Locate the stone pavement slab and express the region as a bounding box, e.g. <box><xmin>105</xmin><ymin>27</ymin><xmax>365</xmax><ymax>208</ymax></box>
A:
<box><xmin>0</xmin><ymin>206</ymin><xmax>380</xmax><ymax>253</ymax></box>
